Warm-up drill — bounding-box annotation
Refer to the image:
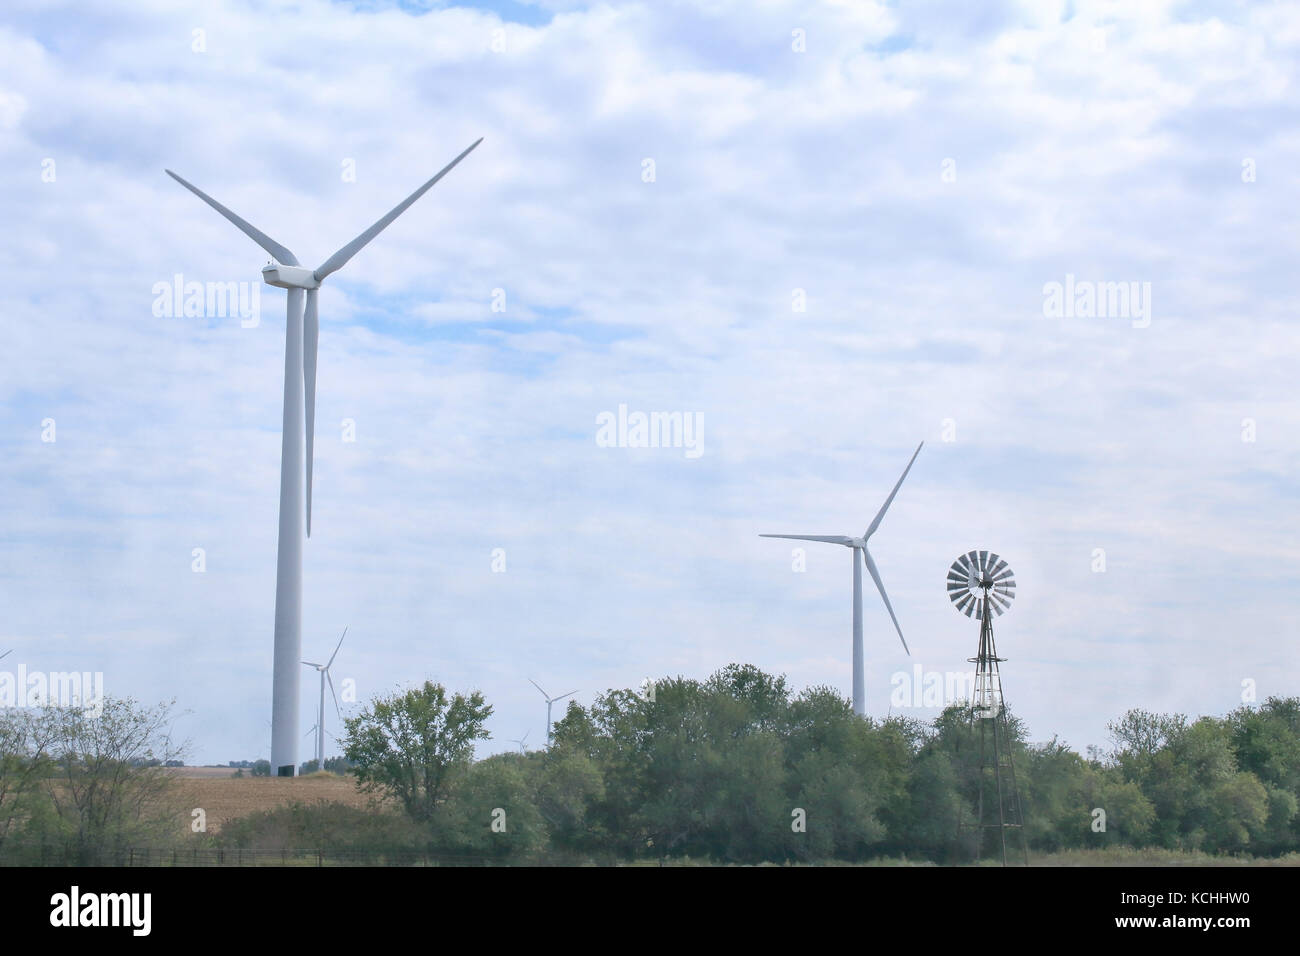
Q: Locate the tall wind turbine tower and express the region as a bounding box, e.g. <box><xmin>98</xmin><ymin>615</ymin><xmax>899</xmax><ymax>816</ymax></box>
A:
<box><xmin>761</xmin><ymin>442</ymin><xmax>923</xmax><ymax>717</ymax></box>
<box><xmin>167</xmin><ymin>140</ymin><xmax>481</xmax><ymax>775</ymax></box>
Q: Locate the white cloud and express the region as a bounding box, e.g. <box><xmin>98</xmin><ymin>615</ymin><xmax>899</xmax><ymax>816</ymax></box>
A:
<box><xmin>0</xmin><ymin>0</ymin><xmax>1297</xmax><ymax>763</ymax></box>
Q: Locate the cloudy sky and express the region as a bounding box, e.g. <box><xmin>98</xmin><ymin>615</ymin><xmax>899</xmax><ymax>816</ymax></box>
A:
<box><xmin>1</xmin><ymin>0</ymin><xmax>1296</xmax><ymax>765</ymax></box>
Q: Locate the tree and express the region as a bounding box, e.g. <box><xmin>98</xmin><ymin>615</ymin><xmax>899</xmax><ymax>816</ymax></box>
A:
<box><xmin>342</xmin><ymin>681</ymin><xmax>492</xmax><ymax>823</ymax></box>
<box><xmin>531</xmin><ymin>750</ymin><xmax>605</xmax><ymax>854</ymax></box>
<box><xmin>34</xmin><ymin>697</ymin><xmax>186</xmax><ymax>864</ymax></box>
<box><xmin>432</xmin><ymin>755</ymin><xmax>547</xmax><ymax>858</ymax></box>
<box><xmin>0</xmin><ymin>708</ymin><xmax>52</xmax><ymax>860</ymax></box>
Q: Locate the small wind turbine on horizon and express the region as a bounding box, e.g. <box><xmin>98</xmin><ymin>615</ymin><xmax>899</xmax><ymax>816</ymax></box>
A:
<box><xmin>529</xmin><ymin>680</ymin><xmax>577</xmax><ymax>746</ymax></box>
<box><xmin>761</xmin><ymin>442</ymin><xmax>923</xmax><ymax>717</ymax></box>
<box><xmin>508</xmin><ymin>731</ymin><xmax>529</xmax><ymax>755</ymax></box>
<box><xmin>166</xmin><ymin>139</ymin><xmax>482</xmax><ymax>776</ymax></box>
<box><xmin>301</xmin><ymin>627</ymin><xmax>348</xmax><ymax>771</ymax></box>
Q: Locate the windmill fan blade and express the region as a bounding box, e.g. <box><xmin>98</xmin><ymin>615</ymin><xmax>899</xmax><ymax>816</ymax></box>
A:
<box><xmin>988</xmin><ymin>556</ymin><xmax>1007</xmax><ymax>577</ymax></box>
<box><xmin>327</xmin><ymin>626</ymin><xmax>348</xmax><ymax>668</ymax></box>
<box><xmin>864</xmin><ymin>442</ymin><xmax>923</xmax><ymax>538</ymax></box>
<box><xmin>978</xmin><ymin>550</ymin><xmax>990</xmax><ymax>573</ymax></box>
<box><xmin>313</xmin><ymin>138</ymin><xmax>483</xmax><ymax>281</ymax></box>
<box><xmin>304</xmin><ymin>288</ymin><xmax>319</xmax><ymax>537</ymax></box>
<box><xmin>759</xmin><ymin>534</ymin><xmax>854</xmax><ymax>545</ymax></box>
<box><xmin>164</xmin><ymin>170</ymin><xmax>299</xmax><ymax>266</ymax></box>
<box><xmin>529</xmin><ymin>679</ymin><xmax>549</xmax><ymax>699</ymax></box>
<box><xmin>955</xmin><ymin>593</ymin><xmax>972</xmax><ymax>613</ymax></box>
<box><xmin>863</xmin><ymin>549</ymin><xmax>909</xmax><ymax>655</ymax></box>
<box><xmin>327</xmin><ymin>672</ymin><xmax>342</xmax><ymax>721</ymax></box>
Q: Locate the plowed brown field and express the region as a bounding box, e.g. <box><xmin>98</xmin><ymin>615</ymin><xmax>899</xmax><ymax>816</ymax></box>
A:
<box><xmin>171</xmin><ymin>771</ymin><xmax>377</xmax><ymax>832</ymax></box>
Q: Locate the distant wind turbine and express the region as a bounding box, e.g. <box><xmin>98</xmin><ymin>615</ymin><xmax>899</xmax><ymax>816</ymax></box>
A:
<box><xmin>167</xmin><ymin>139</ymin><xmax>482</xmax><ymax>775</ymax></box>
<box><xmin>529</xmin><ymin>680</ymin><xmax>577</xmax><ymax>746</ymax></box>
<box><xmin>301</xmin><ymin>627</ymin><xmax>348</xmax><ymax>771</ymax></box>
<box><xmin>761</xmin><ymin>442</ymin><xmax>923</xmax><ymax>717</ymax></box>
<box><xmin>508</xmin><ymin>731</ymin><xmax>529</xmax><ymax>755</ymax></box>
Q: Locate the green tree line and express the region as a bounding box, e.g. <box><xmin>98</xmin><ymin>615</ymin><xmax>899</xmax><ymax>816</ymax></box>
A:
<box><xmin>4</xmin><ymin>670</ymin><xmax>1297</xmax><ymax>865</ymax></box>
<box><xmin>239</xmin><ymin>664</ymin><xmax>1295</xmax><ymax>864</ymax></box>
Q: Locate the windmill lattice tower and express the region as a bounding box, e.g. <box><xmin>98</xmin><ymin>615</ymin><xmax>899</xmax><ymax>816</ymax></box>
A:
<box><xmin>947</xmin><ymin>550</ymin><xmax>1028</xmax><ymax>866</ymax></box>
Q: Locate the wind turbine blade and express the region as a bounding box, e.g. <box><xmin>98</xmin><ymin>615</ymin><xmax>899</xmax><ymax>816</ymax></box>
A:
<box><xmin>0</xmin><ymin>649</ymin><xmax>10</xmax><ymax>661</ymax></box>
<box><xmin>864</xmin><ymin>442</ymin><xmax>923</xmax><ymax>539</ymax></box>
<box><xmin>326</xmin><ymin>626</ymin><xmax>348</xmax><ymax>668</ymax></box>
<box><xmin>759</xmin><ymin>534</ymin><xmax>853</xmax><ymax>544</ymax></box>
<box><xmin>304</xmin><ymin>725</ymin><xmax>317</xmax><ymax>738</ymax></box>
<box><xmin>528</xmin><ymin>678</ymin><xmax>549</xmax><ymax>699</ymax></box>
<box><xmin>313</xmin><ymin>138</ymin><xmax>483</xmax><ymax>281</ymax></box>
<box><xmin>863</xmin><ymin>549</ymin><xmax>909</xmax><ymax>655</ymax></box>
<box><xmin>301</xmin><ymin>660</ymin><xmax>322</xmax><ymax>668</ymax></box>
<box><xmin>164</xmin><ymin>170</ymin><xmax>299</xmax><ymax>266</ymax></box>
<box><xmin>554</xmin><ymin>691</ymin><xmax>577</xmax><ymax>703</ymax></box>
<box><xmin>304</xmin><ymin>288</ymin><xmax>319</xmax><ymax>537</ymax></box>
<box><xmin>327</xmin><ymin>671</ymin><xmax>342</xmax><ymax>721</ymax></box>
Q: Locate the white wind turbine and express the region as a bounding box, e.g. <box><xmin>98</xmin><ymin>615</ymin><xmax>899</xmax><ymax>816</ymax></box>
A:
<box><xmin>761</xmin><ymin>442</ymin><xmax>923</xmax><ymax>717</ymax></box>
<box><xmin>508</xmin><ymin>731</ymin><xmax>529</xmax><ymax>755</ymax></box>
<box><xmin>302</xmin><ymin>627</ymin><xmax>348</xmax><ymax>771</ymax></box>
<box><xmin>167</xmin><ymin>139</ymin><xmax>481</xmax><ymax>775</ymax></box>
<box><xmin>529</xmin><ymin>680</ymin><xmax>576</xmax><ymax>746</ymax></box>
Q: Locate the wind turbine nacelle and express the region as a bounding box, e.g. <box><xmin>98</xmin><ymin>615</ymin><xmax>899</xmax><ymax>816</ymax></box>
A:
<box><xmin>262</xmin><ymin>263</ymin><xmax>320</xmax><ymax>289</ymax></box>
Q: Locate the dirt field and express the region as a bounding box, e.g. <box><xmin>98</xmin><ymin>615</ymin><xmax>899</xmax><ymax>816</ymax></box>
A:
<box><xmin>171</xmin><ymin>770</ymin><xmax>376</xmax><ymax>832</ymax></box>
